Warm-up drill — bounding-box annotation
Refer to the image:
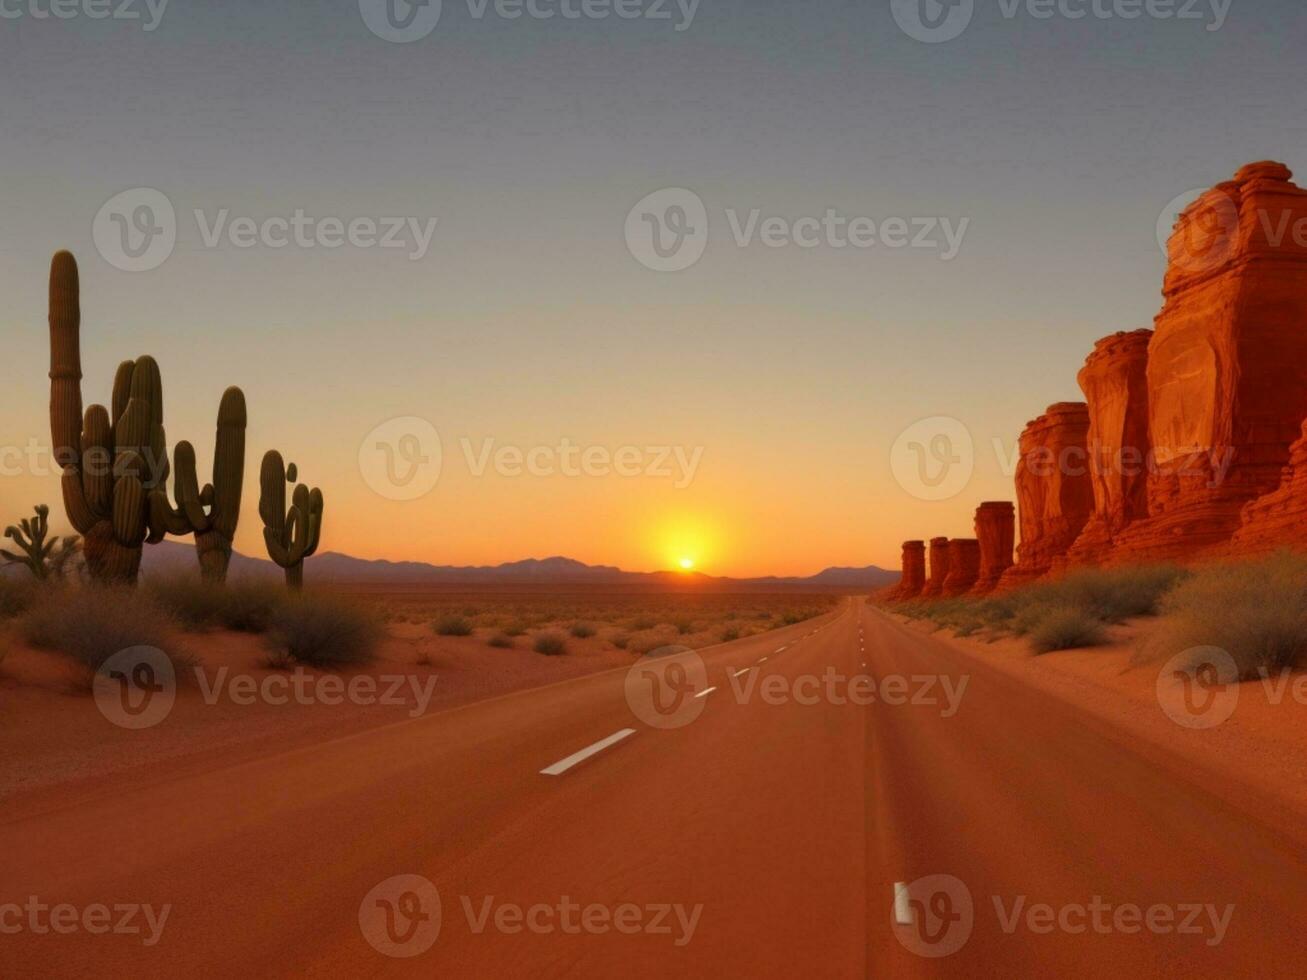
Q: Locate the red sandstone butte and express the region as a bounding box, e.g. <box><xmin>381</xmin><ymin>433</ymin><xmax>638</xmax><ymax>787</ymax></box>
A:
<box><xmin>1111</xmin><ymin>162</ymin><xmax>1307</xmax><ymax>562</ymax></box>
<box><xmin>920</xmin><ymin>537</ymin><xmax>951</xmax><ymax>598</ymax></box>
<box><xmin>890</xmin><ymin>540</ymin><xmax>926</xmax><ymax>599</ymax></box>
<box><xmin>1063</xmin><ymin>329</ymin><xmax>1153</xmax><ymax>566</ymax></box>
<box><xmin>941</xmin><ymin>538</ymin><xmax>980</xmax><ymax>596</ymax></box>
<box><xmin>970</xmin><ymin>502</ymin><xmax>1015</xmax><ymax>594</ymax></box>
<box><xmin>997</xmin><ymin>402</ymin><xmax>1093</xmax><ymax>589</ymax></box>
<box><xmin>1230</xmin><ymin>420</ymin><xmax>1307</xmax><ymax>553</ymax></box>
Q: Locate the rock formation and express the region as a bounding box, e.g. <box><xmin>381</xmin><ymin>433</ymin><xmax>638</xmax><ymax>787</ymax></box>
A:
<box><xmin>890</xmin><ymin>540</ymin><xmax>926</xmax><ymax>599</ymax></box>
<box><xmin>971</xmin><ymin>502</ymin><xmax>1015</xmax><ymax>594</ymax></box>
<box><xmin>920</xmin><ymin>537</ymin><xmax>951</xmax><ymax>598</ymax></box>
<box><xmin>997</xmin><ymin>403</ymin><xmax>1094</xmax><ymax>589</ymax></box>
<box><xmin>942</xmin><ymin>538</ymin><xmax>980</xmax><ymax>596</ymax></box>
<box><xmin>1062</xmin><ymin>330</ymin><xmax>1153</xmax><ymax>565</ymax></box>
<box><xmin>1230</xmin><ymin>420</ymin><xmax>1307</xmax><ymax>553</ymax></box>
<box><xmin>1111</xmin><ymin>162</ymin><xmax>1307</xmax><ymax>562</ymax></box>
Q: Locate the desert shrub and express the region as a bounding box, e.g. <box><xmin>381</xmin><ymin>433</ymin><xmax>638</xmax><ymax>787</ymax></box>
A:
<box><xmin>503</xmin><ymin>622</ymin><xmax>527</xmax><ymax>637</ymax></box>
<box><xmin>21</xmin><ymin>585</ymin><xmax>189</xmax><ymax>685</ymax></box>
<box><xmin>434</xmin><ymin>615</ymin><xmax>474</xmax><ymax>637</ymax></box>
<box><xmin>267</xmin><ymin>595</ymin><xmax>381</xmax><ymax>669</ymax></box>
<box><xmin>533</xmin><ymin>632</ymin><xmax>567</xmax><ymax>656</ymax></box>
<box><xmin>487</xmin><ymin>632</ymin><xmax>514</xmax><ymax>649</ymax></box>
<box><xmin>611</xmin><ymin>632</ymin><xmax>631</xmax><ymax>649</ymax></box>
<box><xmin>1021</xmin><ymin>565</ymin><xmax>1186</xmax><ymax>624</ymax></box>
<box><xmin>148</xmin><ymin>578</ymin><xmax>284</xmax><ymax>633</ymax></box>
<box><xmin>1028</xmin><ymin>607</ymin><xmax>1108</xmax><ymax>654</ymax></box>
<box><xmin>628</xmin><ymin>616</ymin><xmax>657</xmax><ymax>631</ymax></box>
<box><xmin>1142</xmin><ymin>553</ymin><xmax>1307</xmax><ymax>679</ymax></box>
<box><xmin>569</xmin><ymin>622</ymin><xmax>596</xmax><ymax>638</ymax></box>
<box><xmin>720</xmin><ymin>626</ymin><xmax>741</xmax><ymax>642</ymax></box>
<box><xmin>672</xmin><ymin>617</ymin><xmax>695</xmax><ymax>635</ymax></box>
<box><xmin>0</xmin><ymin>576</ymin><xmax>39</xmax><ymax>620</ymax></box>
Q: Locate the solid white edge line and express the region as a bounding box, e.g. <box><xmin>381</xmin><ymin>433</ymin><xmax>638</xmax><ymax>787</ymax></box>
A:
<box><xmin>733</xmin><ymin>667</ymin><xmax>750</xmax><ymax>677</ymax></box>
<box><xmin>540</xmin><ymin>729</ymin><xmax>636</xmax><ymax>776</ymax></box>
<box><xmin>694</xmin><ymin>686</ymin><xmax>717</xmax><ymax>699</ymax></box>
<box><xmin>893</xmin><ymin>882</ymin><xmax>912</xmax><ymax>924</ymax></box>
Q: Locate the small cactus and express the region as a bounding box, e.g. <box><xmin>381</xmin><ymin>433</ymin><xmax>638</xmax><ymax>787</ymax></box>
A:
<box><xmin>1</xmin><ymin>505</ymin><xmax>79</xmax><ymax>581</ymax></box>
<box><xmin>48</xmin><ymin>251</ymin><xmax>169</xmax><ymax>583</ymax></box>
<box><xmin>149</xmin><ymin>387</ymin><xmax>247</xmax><ymax>582</ymax></box>
<box><xmin>259</xmin><ymin>451</ymin><xmax>323</xmax><ymax>591</ymax></box>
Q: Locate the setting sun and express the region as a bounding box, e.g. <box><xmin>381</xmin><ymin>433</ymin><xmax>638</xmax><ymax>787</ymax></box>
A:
<box><xmin>679</xmin><ymin>557</ymin><xmax>695</xmax><ymax>570</ymax></box>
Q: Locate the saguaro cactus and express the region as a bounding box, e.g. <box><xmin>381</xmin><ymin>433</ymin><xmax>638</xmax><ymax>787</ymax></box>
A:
<box><xmin>2</xmin><ymin>505</ymin><xmax>78</xmax><ymax>581</ymax></box>
<box><xmin>259</xmin><ymin>450</ymin><xmax>323</xmax><ymax>591</ymax></box>
<box><xmin>49</xmin><ymin>251</ymin><xmax>169</xmax><ymax>583</ymax></box>
<box><xmin>149</xmin><ymin>388</ymin><xmax>248</xmax><ymax>582</ymax></box>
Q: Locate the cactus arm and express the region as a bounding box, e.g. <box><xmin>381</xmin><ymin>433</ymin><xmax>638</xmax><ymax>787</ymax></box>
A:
<box><xmin>211</xmin><ymin>387</ymin><xmax>246</xmax><ymax>540</ymax></box>
<box><xmin>303</xmin><ymin>487</ymin><xmax>324</xmax><ymax>559</ymax></box>
<box><xmin>165</xmin><ymin>440</ymin><xmax>209</xmax><ymax>531</ymax></box>
<box><xmin>259</xmin><ymin>451</ymin><xmax>287</xmax><ymax>537</ymax></box>
<box><xmin>48</xmin><ymin>251</ymin><xmax>83</xmax><ymax>471</ymax></box>
<box><xmin>62</xmin><ymin>467</ymin><xmax>98</xmax><ymax>535</ymax></box>
<box><xmin>264</xmin><ymin>524</ymin><xmax>294</xmax><ymax>567</ymax></box>
<box><xmin>80</xmin><ymin>405</ymin><xmax>114</xmax><ymax>519</ymax></box>
<box><xmin>112</xmin><ymin>476</ymin><xmax>147</xmax><ymax>547</ymax></box>
<box><xmin>110</xmin><ymin>360</ymin><xmax>134</xmax><ymax>433</ymax></box>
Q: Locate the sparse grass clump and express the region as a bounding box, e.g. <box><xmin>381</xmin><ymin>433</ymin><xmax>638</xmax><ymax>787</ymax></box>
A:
<box><xmin>433</xmin><ymin>615</ymin><xmax>474</xmax><ymax>637</ymax></box>
<box><xmin>611</xmin><ymin>632</ymin><xmax>631</xmax><ymax>649</ymax></box>
<box><xmin>569</xmin><ymin>622</ymin><xmax>596</xmax><ymax>638</ymax></box>
<box><xmin>1142</xmin><ymin>552</ymin><xmax>1307</xmax><ymax>679</ymax></box>
<box><xmin>267</xmin><ymin>594</ymin><xmax>381</xmax><ymax>669</ymax></box>
<box><xmin>21</xmin><ymin>585</ymin><xmax>189</xmax><ymax>686</ymax></box>
<box><xmin>0</xmin><ymin>577</ymin><xmax>39</xmax><ymax>620</ymax></box>
<box><xmin>147</xmin><ymin>577</ymin><xmax>284</xmax><ymax>633</ymax></box>
<box><xmin>720</xmin><ymin>626</ymin><xmax>741</xmax><ymax>642</ymax></box>
<box><xmin>1028</xmin><ymin>607</ymin><xmax>1108</xmax><ymax>654</ymax></box>
<box><xmin>533</xmin><ymin>632</ymin><xmax>567</xmax><ymax>656</ymax></box>
<box><xmin>487</xmin><ymin>632</ymin><xmax>514</xmax><ymax>648</ymax></box>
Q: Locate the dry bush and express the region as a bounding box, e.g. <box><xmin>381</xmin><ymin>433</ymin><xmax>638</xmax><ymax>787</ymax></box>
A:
<box><xmin>21</xmin><ymin>585</ymin><xmax>191</xmax><ymax>686</ymax></box>
<box><xmin>267</xmin><ymin>594</ymin><xmax>381</xmax><ymax>669</ymax></box>
<box><xmin>1028</xmin><ymin>607</ymin><xmax>1108</xmax><ymax>654</ymax></box>
<box><xmin>487</xmin><ymin>632</ymin><xmax>514</xmax><ymax>648</ymax></box>
<box><xmin>569</xmin><ymin>622</ymin><xmax>596</xmax><ymax>638</ymax></box>
<box><xmin>147</xmin><ymin>577</ymin><xmax>284</xmax><ymax>633</ymax></box>
<box><xmin>533</xmin><ymin>632</ymin><xmax>567</xmax><ymax>656</ymax></box>
<box><xmin>0</xmin><ymin>576</ymin><xmax>39</xmax><ymax>620</ymax></box>
<box><xmin>433</xmin><ymin>615</ymin><xmax>474</xmax><ymax>636</ymax></box>
<box><xmin>1141</xmin><ymin>552</ymin><xmax>1307</xmax><ymax>679</ymax></box>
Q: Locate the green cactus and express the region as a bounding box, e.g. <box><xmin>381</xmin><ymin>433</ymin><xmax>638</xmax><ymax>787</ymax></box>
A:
<box><xmin>148</xmin><ymin>387</ymin><xmax>248</xmax><ymax>582</ymax></box>
<box><xmin>1</xmin><ymin>505</ymin><xmax>79</xmax><ymax>581</ymax></box>
<box><xmin>259</xmin><ymin>450</ymin><xmax>323</xmax><ymax>591</ymax></box>
<box><xmin>48</xmin><ymin>251</ymin><xmax>169</xmax><ymax>583</ymax></box>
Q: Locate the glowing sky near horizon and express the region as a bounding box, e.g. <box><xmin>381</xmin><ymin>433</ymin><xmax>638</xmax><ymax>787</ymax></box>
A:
<box><xmin>1</xmin><ymin>0</ymin><xmax>1305</xmax><ymax>576</ymax></box>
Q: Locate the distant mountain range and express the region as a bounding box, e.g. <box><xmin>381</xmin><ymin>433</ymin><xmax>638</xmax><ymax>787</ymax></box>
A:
<box><xmin>136</xmin><ymin>542</ymin><xmax>897</xmax><ymax>591</ymax></box>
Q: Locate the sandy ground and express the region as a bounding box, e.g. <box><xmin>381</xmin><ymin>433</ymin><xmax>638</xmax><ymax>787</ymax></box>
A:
<box><xmin>0</xmin><ymin>622</ymin><xmax>636</xmax><ymax>819</ymax></box>
<box><xmin>891</xmin><ymin>613</ymin><xmax>1307</xmax><ymax>824</ymax></box>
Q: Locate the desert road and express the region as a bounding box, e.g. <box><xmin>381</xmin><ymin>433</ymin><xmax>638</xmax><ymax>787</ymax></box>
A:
<box><xmin>7</xmin><ymin>600</ymin><xmax>1307</xmax><ymax>976</ymax></box>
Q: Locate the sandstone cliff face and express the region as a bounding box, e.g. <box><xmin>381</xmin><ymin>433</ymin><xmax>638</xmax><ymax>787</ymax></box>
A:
<box><xmin>1230</xmin><ymin>420</ymin><xmax>1307</xmax><ymax>553</ymax></box>
<box><xmin>941</xmin><ymin>538</ymin><xmax>980</xmax><ymax>596</ymax></box>
<box><xmin>971</xmin><ymin>502</ymin><xmax>1014</xmax><ymax>594</ymax></box>
<box><xmin>1063</xmin><ymin>330</ymin><xmax>1153</xmax><ymax>565</ymax></box>
<box><xmin>920</xmin><ymin>537</ymin><xmax>951</xmax><ymax>598</ymax></box>
<box><xmin>1111</xmin><ymin>162</ymin><xmax>1307</xmax><ymax>562</ymax></box>
<box><xmin>997</xmin><ymin>403</ymin><xmax>1094</xmax><ymax>589</ymax></box>
<box><xmin>890</xmin><ymin>540</ymin><xmax>926</xmax><ymax>599</ymax></box>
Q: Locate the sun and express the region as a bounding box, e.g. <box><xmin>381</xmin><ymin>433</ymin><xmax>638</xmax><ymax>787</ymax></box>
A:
<box><xmin>678</xmin><ymin>557</ymin><xmax>695</xmax><ymax>571</ymax></box>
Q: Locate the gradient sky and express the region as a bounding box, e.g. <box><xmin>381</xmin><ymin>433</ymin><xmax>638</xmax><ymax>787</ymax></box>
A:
<box><xmin>2</xmin><ymin>0</ymin><xmax>1305</xmax><ymax>576</ymax></box>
